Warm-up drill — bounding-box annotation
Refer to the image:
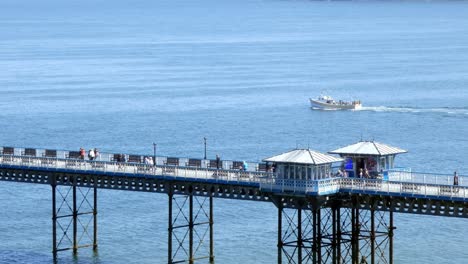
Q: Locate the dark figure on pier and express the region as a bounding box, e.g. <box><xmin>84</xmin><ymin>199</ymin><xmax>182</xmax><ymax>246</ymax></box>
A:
<box><xmin>216</xmin><ymin>154</ymin><xmax>221</xmax><ymax>169</ymax></box>
<box><xmin>454</xmin><ymin>171</ymin><xmax>459</xmax><ymax>186</ymax></box>
<box><xmin>79</xmin><ymin>147</ymin><xmax>85</xmax><ymax>160</ymax></box>
<box><xmin>94</xmin><ymin>148</ymin><xmax>100</xmax><ymax>161</ymax></box>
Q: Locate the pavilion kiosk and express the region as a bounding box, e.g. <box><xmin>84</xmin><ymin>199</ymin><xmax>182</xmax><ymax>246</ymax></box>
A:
<box><xmin>263</xmin><ymin>149</ymin><xmax>343</xmax><ymax>181</ymax></box>
<box><xmin>328</xmin><ymin>141</ymin><xmax>407</xmax><ymax>180</ymax></box>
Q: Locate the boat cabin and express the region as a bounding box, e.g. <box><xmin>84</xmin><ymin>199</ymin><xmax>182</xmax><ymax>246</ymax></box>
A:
<box><xmin>263</xmin><ymin>149</ymin><xmax>343</xmax><ymax>181</ymax></box>
<box><xmin>328</xmin><ymin>141</ymin><xmax>407</xmax><ymax>179</ymax></box>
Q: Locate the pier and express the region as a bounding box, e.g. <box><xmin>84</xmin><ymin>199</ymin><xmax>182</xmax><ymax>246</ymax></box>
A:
<box><xmin>0</xmin><ymin>142</ymin><xmax>467</xmax><ymax>264</ymax></box>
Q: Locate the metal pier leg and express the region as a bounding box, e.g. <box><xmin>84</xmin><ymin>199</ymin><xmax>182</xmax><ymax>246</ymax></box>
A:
<box><xmin>209</xmin><ymin>192</ymin><xmax>214</xmax><ymax>263</ymax></box>
<box><xmin>93</xmin><ymin>177</ymin><xmax>98</xmax><ymax>251</ymax></box>
<box><xmin>312</xmin><ymin>208</ymin><xmax>317</xmax><ymax>264</ymax></box>
<box><xmin>277</xmin><ymin>202</ymin><xmax>282</xmax><ymax>264</ymax></box>
<box><xmin>52</xmin><ymin>183</ymin><xmax>57</xmax><ymax>259</ymax></box>
<box><xmin>389</xmin><ymin>210</ymin><xmax>394</xmax><ymax>264</ymax></box>
<box><xmin>370</xmin><ymin>209</ymin><xmax>375</xmax><ymax>264</ymax></box>
<box><xmin>332</xmin><ymin>208</ymin><xmax>337</xmax><ymax>264</ymax></box>
<box><xmin>317</xmin><ymin>209</ymin><xmax>322</xmax><ymax>264</ymax></box>
<box><xmin>73</xmin><ymin>182</ymin><xmax>78</xmax><ymax>255</ymax></box>
<box><xmin>168</xmin><ymin>191</ymin><xmax>173</xmax><ymax>264</ymax></box>
<box><xmin>352</xmin><ymin>206</ymin><xmax>360</xmax><ymax>264</ymax></box>
<box><xmin>51</xmin><ymin>174</ymin><xmax>96</xmax><ymax>258</ymax></box>
<box><xmin>336</xmin><ymin>207</ymin><xmax>341</xmax><ymax>264</ymax></box>
<box><xmin>189</xmin><ymin>194</ymin><xmax>194</xmax><ymax>264</ymax></box>
<box><xmin>297</xmin><ymin>208</ymin><xmax>302</xmax><ymax>264</ymax></box>
<box><xmin>168</xmin><ymin>187</ymin><xmax>213</xmax><ymax>264</ymax></box>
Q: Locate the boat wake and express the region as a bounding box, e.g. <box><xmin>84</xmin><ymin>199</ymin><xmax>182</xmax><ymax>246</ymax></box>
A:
<box><xmin>357</xmin><ymin>106</ymin><xmax>468</xmax><ymax>116</ymax></box>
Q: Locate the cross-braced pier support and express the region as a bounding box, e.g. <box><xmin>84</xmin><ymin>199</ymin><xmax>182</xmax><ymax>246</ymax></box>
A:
<box><xmin>51</xmin><ymin>174</ymin><xmax>97</xmax><ymax>259</ymax></box>
<box><xmin>274</xmin><ymin>196</ymin><xmax>393</xmax><ymax>264</ymax></box>
<box><xmin>352</xmin><ymin>198</ymin><xmax>393</xmax><ymax>264</ymax></box>
<box><xmin>168</xmin><ymin>186</ymin><xmax>214</xmax><ymax>264</ymax></box>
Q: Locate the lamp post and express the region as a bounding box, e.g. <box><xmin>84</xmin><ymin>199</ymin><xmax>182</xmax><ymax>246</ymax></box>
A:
<box><xmin>204</xmin><ymin>137</ymin><xmax>207</xmax><ymax>160</ymax></box>
<box><xmin>153</xmin><ymin>142</ymin><xmax>157</xmax><ymax>166</ymax></box>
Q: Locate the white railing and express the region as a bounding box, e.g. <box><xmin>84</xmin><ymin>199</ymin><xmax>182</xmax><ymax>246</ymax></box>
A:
<box><xmin>0</xmin><ymin>154</ymin><xmax>271</xmax><ymax>185</ymax></box>
<box><xmin>1</xmin><ymin>154</ymin><xmax>467</xmax><ymax>201</ymax></box>
<box><xmin>340</xmin><ymin>178</ymin><xmax>467</xmax><ymax>200</ymax></box>
<box><xmin>388</xmin><ymin>170</ymin><xmax>466</xmax><ymax>187</ymax></box>
<box><xmin>258</xmin><ymin>176</ymin><xmax>467</xmax><ymax>200</ymax></box>
<box><xmin>0</xmin><ymin>146</ymin><xmax>268</xmax><ymax>173</ymax></box>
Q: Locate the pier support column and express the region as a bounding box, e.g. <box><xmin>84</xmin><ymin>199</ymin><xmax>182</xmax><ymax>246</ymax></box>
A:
<box><xmin>274</xmin><ymin>197</ymin><xmax>315</xmax><ymax>264</ymax></box>
<box><xmin>318</xmin><ymin>206</ymin><xmax>351</xmax><ymax>264</ymax></box>
<box><xmin>353</xmin><ymin>196</ymin><xmax>393</xmax><ymax>264</ymax></box>
<box><xmin>51</xmin><ymin>174</ymin><xmax>97</xmax><ymax>259</ymax></box>
<box><xmin>168</xmin><ymin>186</ymin><xmax>214</xmax><ymax>264</ymax></box>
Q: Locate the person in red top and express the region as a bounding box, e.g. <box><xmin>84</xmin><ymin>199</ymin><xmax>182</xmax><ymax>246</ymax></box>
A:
<box><xmin>79</xmin><ymin>147</ymin><xmax>85</xmax><ymax>160</ymax></box>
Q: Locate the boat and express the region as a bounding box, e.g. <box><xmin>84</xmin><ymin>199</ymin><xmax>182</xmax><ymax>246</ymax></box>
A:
<box><xmin>309</xmin><ymin>95</ymin><xmax>362</xmax><ymax>110</ymax></box>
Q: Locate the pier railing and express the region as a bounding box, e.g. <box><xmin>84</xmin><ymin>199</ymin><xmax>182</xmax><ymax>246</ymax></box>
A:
<box><xmin>388</xmin><ymin>168</ymin><xmax>465</xmax><ymax>186</ymax></box>
<box><xmin>0</xmin><ymin>146</ymin><xmax>265</xmax><ymax>173</ymax></box>
<box><xmin>259</xmin><ymin>176</ymin><xmax>467</xmax><ymax>200</ymax></box>
<box><xmin>1</xmin><ymin>147</ymin><xmax>467</xmax><ymax>201</ymax></box>
<box><xmin>0</xmin><ymin>153</ymin><xmax>271</xmax><ymax>185</ymax></box>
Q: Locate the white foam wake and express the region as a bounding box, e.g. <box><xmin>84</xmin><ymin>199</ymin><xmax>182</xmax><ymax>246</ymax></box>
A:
<box><xmin>358</xmin><ymin>106</ymin><xmax>468</xmax><ymax>115</ymax></box>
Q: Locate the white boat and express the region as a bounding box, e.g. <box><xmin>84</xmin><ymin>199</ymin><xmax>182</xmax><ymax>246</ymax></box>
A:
<box><xmin>310</xmin><ymin>95</ymin><xmax>362</xmax><ymax>110</ymax></box>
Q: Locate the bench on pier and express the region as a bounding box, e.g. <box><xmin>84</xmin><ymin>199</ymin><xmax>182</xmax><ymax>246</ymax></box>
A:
<box><xmin>40</xmin><ymin>149</ymin><xmax>57</xmax><ymax>165</ymax></box>
<box><xmin>43</xmin><ymin>149</ymin><xmax>57</xmax><ymax>158</ymax></box>
<box><xmin>67</xmin><ymin>151</ymin><xmax>81</xmax><ymax>159</ymax></box>
<box><xmin>112</xmin><ymin>154</ymin><xmax>126</xmax><ymax>162</ymax></box>
<box><xmin>163</xmin><ymin>157</ymin><xmax>179</xmax><ymax>174</ymax></box>
<box><xmin>186</xmin><ymin>159</ymin><xmax>202</xmax><ymax>168</ymax></box>
<box><xmin>22</xmin><ymin>148</ymin><xmax>36</xmax><ymax>157</ymax></box>
<box><xmin>165</xmin><ymin>157</ymin><xmax>179</xmax><ymax>166</ymax></box>
<box><xmin>207</xmin><ymin>159</ymin><xmax>221</xmax><ymax>169</ymax></box>
<box><xmin>257</xmin><ymin>163</ymin><xmax>268</xmax><ymax>172</ymax></box>
<box><xmin>1</xmin><ymin>147</ymin><xmax>15</xmax><ymax>162</ymax></box>
<box><xmin>231</xmin><ymin>161</ymin><xmax>243</xmax><ymax>170</ymax></box>
<box><xmin>2</xmin><ymin>147</ymin><xmax>14</xmax><ymax>155</ymax></box>
<box><xmin>19</xmin><ymin>148</ymin><xmax>37</xmax><ymax>163</ymax></box>
<box><xmin>128</xmin><ymin>155</ymin><xmax>142</xmax><ymax>163</ymax></box>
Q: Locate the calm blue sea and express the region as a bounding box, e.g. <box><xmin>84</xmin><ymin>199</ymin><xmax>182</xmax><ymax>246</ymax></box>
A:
<box><xmin>1</xmin><ymin>0</ymin><xmax>468</xmax><ymax>263</ymax></box>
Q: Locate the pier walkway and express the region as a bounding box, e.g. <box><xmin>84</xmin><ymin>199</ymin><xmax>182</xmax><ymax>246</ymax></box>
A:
<box><xmin>1</xmin><ymin>146</ymin><xmax>467</xmax><ymax>264</ymax></box>
<box><xmin>1</xmin><ymin>147</ymin><xmax>466</xmax><ymax>203</ymax></box>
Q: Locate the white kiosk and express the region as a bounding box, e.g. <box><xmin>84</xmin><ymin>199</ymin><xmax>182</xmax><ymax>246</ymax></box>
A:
<box><xmin>263</xmin><ymin>149</ymin><xmax>343</xmax><ymax>181</ymax></box>
<box><xmin>328</xmin><ymin>141</ymin><xmax>407</xmax><ymax>180</ymax></box>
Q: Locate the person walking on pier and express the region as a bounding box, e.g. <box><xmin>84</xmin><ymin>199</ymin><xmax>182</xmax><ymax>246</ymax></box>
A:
<box><xmin>216</xmin><ymin>154</ymin><xmax>221</xmax><ymax>169</ymax></box>
<box><xmin>242</xmin><ymin>161</ymin><xmax>248</xmax><ymax>171</ymax></box>
<box><xmin>454</xmin><ymin>171</ymin><xmax>459</xmax><ymax>186</ymax></box>
<box><xmin>88</xmin><ymin>149</ymin><xmax>95</xmax><ymax>161</ymax></box>
<box><xmin>94</xmin><ymin>148</ymin><xmax>100</xmax><ymax>161</ymax></box>
<box><xmin>79</xmin><ymin>147</ymin><xmax>85</xmax><ymax>160</ymax></box>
